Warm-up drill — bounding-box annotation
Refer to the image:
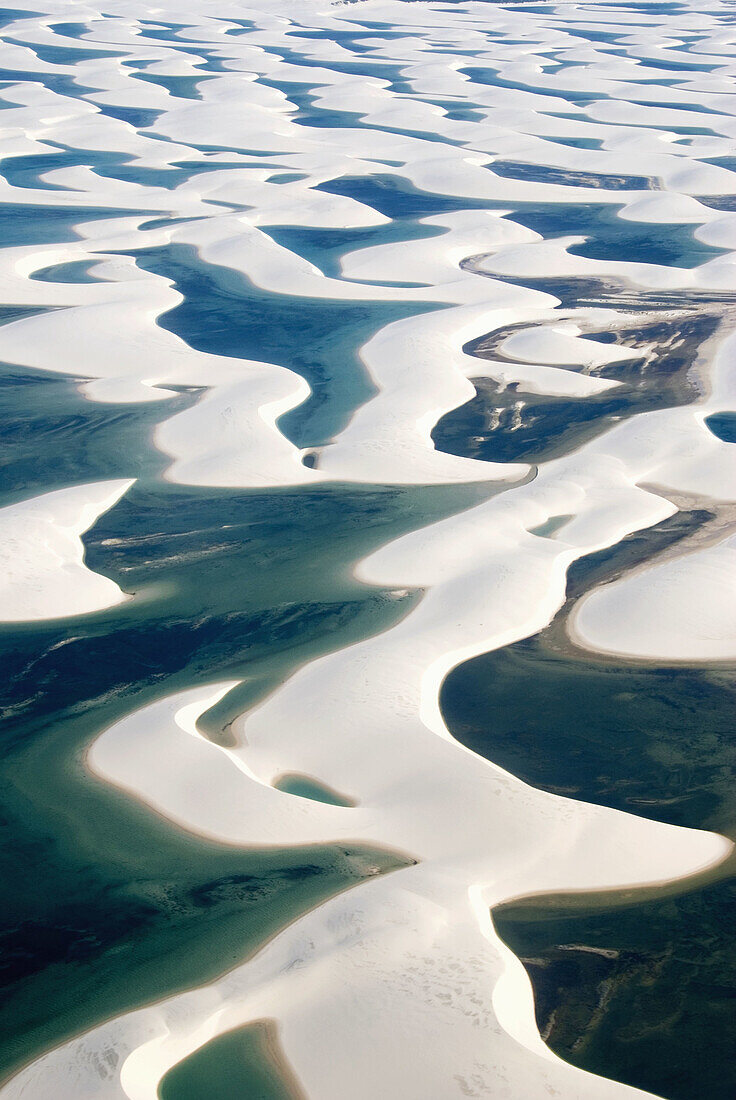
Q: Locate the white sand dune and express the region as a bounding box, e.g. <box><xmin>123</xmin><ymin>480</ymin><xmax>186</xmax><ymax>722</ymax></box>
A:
<box><xmin>570</xmin><ymin>532</ymin><xmax>736</xmax><ymax>661</ymax></box>
<box><xmin>1</xmin><ymin>0</ymin><xmax>735</xmax><ymax>1096</ymax></box>
<box><xmin>0</xmin><ymin>481</ymin><xmax>133</xmax><ymax>621</ymax></box>
<box><xmin>47</xmin><ymin>451</ymin><xmax>731</xmax><ymax>1097</ymax></box>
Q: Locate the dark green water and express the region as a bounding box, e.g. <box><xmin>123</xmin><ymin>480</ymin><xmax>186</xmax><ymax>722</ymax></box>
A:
<box><xmin>443</xmin><ymin>639</ymin><xmax>736</xmax><ymax>837</ymax></box>
<box><xmin>158</xmin><ymin>1021</ymin><xmax>305</xmax><ymax>1100</ymax></box>
<box><xmin>442</xmin><ymin>527</ymin><xmax>736</xmax><ymax>1098</ymax></box>
<box><xmin>493</xmin><ymin>874</ymin><xmax>736</xmax><ymax>1100</ymax></box>
<box><xmin>274</xmin><ymin>773</ymin><xmax>355</xmax><ymax>807</ymax></box>
<box><xmin>0</xmin><ymin>467</ymin><xmax>488</xmax><ymax>1082</ymax></box>
<box><xmin>0</xmin><ymin>476</ymin><xmax>480</xmax><ymax>1082</ymax></box>
<box><xmin>0</xmin><ymin>158</ymin><xmax>491</xmax><ymax>1079</ymax></box>
<box><xmin>0</xmin><ymin>198</ymin><xmax>490</xmax><ymax>1083</ymax></box>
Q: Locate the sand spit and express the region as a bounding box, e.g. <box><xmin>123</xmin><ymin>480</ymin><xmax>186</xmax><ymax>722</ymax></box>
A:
<box><xmin>0</xmin><ymin>481</ymin><xmax>133</xmax><ymax>622</ymax></box>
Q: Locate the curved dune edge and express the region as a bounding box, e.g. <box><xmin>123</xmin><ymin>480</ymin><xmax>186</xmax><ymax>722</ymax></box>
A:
<box><xmin>68</xmin><ymin>409</ymin><xmax>735</xmax><ymax>1098</ymax></box>
<box><xmin>28</xmin><ymin>666</ymin><xmax>731</xmax><ymax>1100</ymax></box>
<box><xmin>0</xmin><ymin>480</ymin><xmax>134</xmax><ymax>621</ymax></box>
<box><xmin>569</xmin><ymin>530</ymin><xmax>736</xmax><ymax>662</ymax></box>
<box><xmin>1</xmin><ymin>0</ymin><xmax>735</xmax><ymax>1097</ymax></box>
<box><xmin>568</xmin><ymin>328</ymin><xmax>736</xmax><ymax>663</ymax></box>
<box><xmin>0</xmin><ymin>0</ymin><xmax>735</xmax><ymax>493</ymax></box>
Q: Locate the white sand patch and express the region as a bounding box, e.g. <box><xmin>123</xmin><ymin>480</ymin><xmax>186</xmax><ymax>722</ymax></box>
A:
<box><xmin>155</xmin><ymin>373</ymin><xmax>318</xmax><ymax>488</ymax></box>
<box><xmin>500</xmin><ymin>325</ymin><xmax>642</xmax><ymax>369</ymax></box>
<box><xmin>0</xmin><ymin>481</ymin><xmax>133</xmax><ymax>621</ymax></box>
<box><xmin>45</xmin><ymin>453</ymin><xmax>730</xmax><ymax>1099</ymax></box>
<box><xmin>570</xmin><ymin>532</ymin><xmax>736</xmax><ymax>661</ymax></box>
